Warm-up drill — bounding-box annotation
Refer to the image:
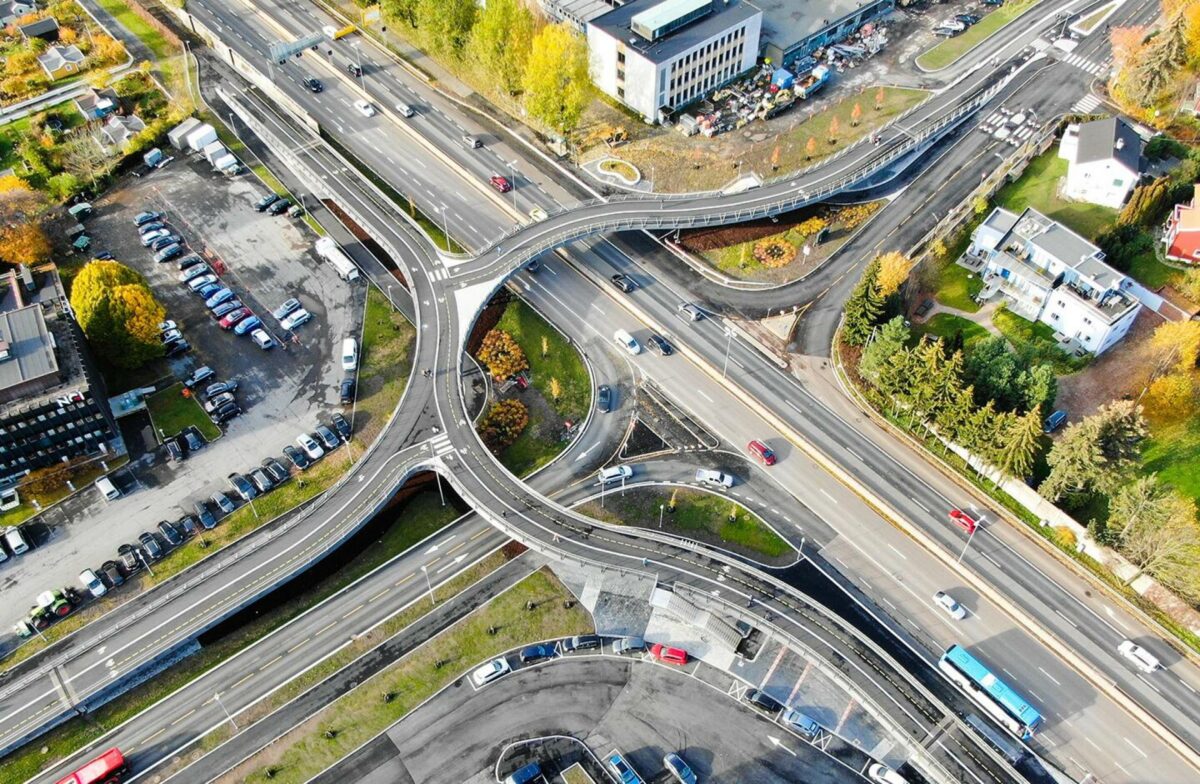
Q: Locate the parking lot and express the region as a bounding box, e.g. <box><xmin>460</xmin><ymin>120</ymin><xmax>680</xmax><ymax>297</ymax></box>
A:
<box><xmin>0</xmin><ymin>156</ymin><xmax>362</xmax><ymax>640</ymax></box>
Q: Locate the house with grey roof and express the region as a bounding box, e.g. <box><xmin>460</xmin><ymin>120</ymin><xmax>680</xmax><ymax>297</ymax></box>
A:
<box><xmin>0</xmin><ymin>0</ymin><xmax>36</xmax><ymax>25</ymax></box>
<box><xmin>98</xmin><ymin>113</ymin><xmax>144</xmax><ymax>149</ymax></box>
<box><xmin>1057</xmin><ymin>116</ymin><xmax>1143</xmax><ymax>209</ymax></box>
<box><xmin>968</xmin><ymin>206</ymin><xmax>1141</xmax><ymax>356</ymax></box>
<box><xmin>75</xmin><ymin>87</ymin><xmax>118</xmax><ymax>120</ymax></box>
<box><xmin>37</xmin><ymin>44</ymin><xmax>84</xmax><ymax>80</ymax></box>
<box><xmin>18</xmin><ymin>15</ymin><xmax>57</xmax><ymax>41</ymax></box>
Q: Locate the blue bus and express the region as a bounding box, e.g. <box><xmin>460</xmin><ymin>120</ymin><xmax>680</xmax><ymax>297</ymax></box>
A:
<box><xmin>939</xmin><ymin>645</ymin><xmax>1044</xmax><ymax>739</ymax></box>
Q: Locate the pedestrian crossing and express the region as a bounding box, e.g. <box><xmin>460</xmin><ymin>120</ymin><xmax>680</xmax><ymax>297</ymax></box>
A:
<box><xmin>428</xmin><ymin>432</ymin><xmax>455</xmax><ymax>458</ymax></box>
<box><xmin>429</xmin><ymin>267</ymin><xmax>450</xmax><ymax>282</ymax></box>
<box><xmin>1059</xmin><ymin>51</ymin><xmax>1109</xmax><ymax>77</ymax></box>
<box><xmin>1072</xmin><ymin>93</ymin><xmax>1103</xmax><ymax>114</ymax></box>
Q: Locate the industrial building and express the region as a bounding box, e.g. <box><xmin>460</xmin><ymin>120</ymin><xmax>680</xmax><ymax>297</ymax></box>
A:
<box><xmin>586</xmin><ymin>0</ymin><xmax>762</xmax><ymax>123</ymax></box>
<box><xmin>0</xmin><ymin>265</ymin><xmax>120</xmax><ymax>484</ymax></box>
<box><xmin>754</xmin><ymin>0</ymin><xmax>895</xmax><ymax>65</ymax></box>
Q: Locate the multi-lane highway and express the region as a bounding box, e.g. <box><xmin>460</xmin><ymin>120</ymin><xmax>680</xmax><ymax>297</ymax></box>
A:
<box><xmin>9</xmin><ymin>0</ymin><xmax>1200</xmax><ymax>782</ymax></box>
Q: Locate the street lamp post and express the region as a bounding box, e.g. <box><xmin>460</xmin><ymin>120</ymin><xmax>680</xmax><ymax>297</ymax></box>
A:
<box><xmin>722</xmin><ymin>327</ymin><xmax>734</xmax><ymax>379</ymax></box>
<box><xmin>353</xmin><ymin>43</ymin><xmax>365</xmax><ymax>91</ymax></box>
<box><xmin>214</xmin><ymin>691</ymin><xmax>238</xmax><ymax>730</ymax></box>
<box><xmin>138</xmin><ymin>548</ymin><xmax>155</xmax><ymax>578</ymax></box>
<box><xmin>957</xmin><ymin>521</ymin><xmax>981</xmax><ymax>563</ymax></box>
<box><xmin>659</xmin><ymin>504</ymin><xmax>664</xmax><ymax>530</ymax></box>
<box><xmin>439</xmin><ymin>206</ymin><xmax>450</xmax><ymax>250</ymax></box>
<box><xmin>508</xmin><ymin>160</ymin><xmax>519</xmax><ymax>212</ymax></box>
<box><xmin>421</xmin><ymin>564</ymin><xmax>435</xmax><ymax>606</ymax></box>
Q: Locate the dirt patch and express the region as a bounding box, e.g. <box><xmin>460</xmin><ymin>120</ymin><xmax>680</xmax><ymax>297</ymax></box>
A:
<box><xmin>1055</xmin><ymin>309</ymin><xmax>1163</xmax><ymax>420</ymax></box>
<box><xmin>621</xmin><ymin>419</ymin><xmax>670</xmax><ymax>459</ymax></box>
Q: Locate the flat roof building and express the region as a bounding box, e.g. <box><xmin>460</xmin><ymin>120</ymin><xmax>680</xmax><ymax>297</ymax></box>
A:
<box><xmin>587</xmin><ymin>0</ymin><xmax>762</xmax><ymax>122</ymax></box>
<box><xmin>756</xmin><ymin>0</ymin><xmax>895</xmax><ymax>65</ymax></box>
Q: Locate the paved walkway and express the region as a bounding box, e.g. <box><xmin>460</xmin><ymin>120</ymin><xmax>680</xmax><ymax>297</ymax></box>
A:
<box><xmin>914</xmin><ymin>299</ymin><xmax>1003</xmax><ymax>337</ymax></box>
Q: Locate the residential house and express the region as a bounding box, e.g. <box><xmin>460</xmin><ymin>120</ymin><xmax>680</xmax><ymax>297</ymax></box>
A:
<box><xmin>1057</xmin><ymin>116</ymin><xmax>1144</xmax><ymax>209</ymax></box>
<box><xmin>0</xmin><ymin>0</ymin><xmax>36</xmax><ymax>25</ymax></box>
<box><xmin>98</xmin><ymin>114</ymin><xmax>144</xmax><ymax>149</ymax></box>
<box><xmin>37</xmin><ymin>44</ymin><xmax>85</xmax><ymax>80</ymax></box>
<box><xmin>18</xmin><ymin>16</ymin><xmax>57</xmax><ymax>41</ymax></box>
<box><xmin>969</xmin><ymin>206</ymin><xmax>1141</xmax><ymax>356</ymax></box>
<box><xmin>74</xmin><ymin>87</ymin><xmax>119</xmax><ymax>121</ymax></box>
<box><xmin>1164</xmin><ymin>185</ymin><xmax>1200</xmax><ymax>264</ymax></box>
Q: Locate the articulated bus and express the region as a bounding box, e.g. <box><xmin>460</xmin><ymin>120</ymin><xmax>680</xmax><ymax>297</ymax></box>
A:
<box><xmin>55</xmin><ymin>747</ymin><xmax>127</xmax><ymax>784</ymax></box>
<box><xmin>939</xmin><ymin>645</ymin><xmax>1044</xmax><ymax>740</ymax></box>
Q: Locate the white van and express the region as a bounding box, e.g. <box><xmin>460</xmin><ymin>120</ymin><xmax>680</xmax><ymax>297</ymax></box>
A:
<box><xmin>1117</xmin><ymin>640</ymin><xmax>1160</xmax><ymax>673</ymax></box>
<box><xmin>3</xmin><ymin>526</ymin><xmax>30</xmax><ymax>555</ymax></box>
<box><xmin>95</xmin><ymin>476</ymin><xmax>120</xmax><ymax>501</ymax></box>
<box><xmin>598</xmin><ymin>465</ymin><xmax>633</xmax><ymax>485</ymax></box>
<box><xmin>613</xmin><ymin>329</ymin><xmax>640</xmax><ymax>355</ymax></box>
<box><xmin>341</xmin><ymin>338</ymin><xmax>358</xmax><ymax>371</ymax></box>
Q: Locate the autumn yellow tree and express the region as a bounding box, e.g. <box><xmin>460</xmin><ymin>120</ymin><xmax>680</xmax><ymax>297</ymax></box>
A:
<box><xmin>851</xmin><ymin>103</ymin><xmax>863</xmax><ymax>127</ymax></box>
<box><xmin>69</xmin><ymin>261</ymin><xmax>166</xmax><ymax>368</ymax></box>
<box><xmin>1149</xmin><ymin>320</ymin><xmax>1200</xmax><ymax>375</ymax></box>
<box><xmin>0</xmin><ymin>175</ymin><xmax>49</xmax><ymax>266</ymax></box>
<box><xmin>1143</xmin><ymin>373</ymin><xmax>1197</xmax><ymax>422</ymax></box>
<box><xmin>875</xmin><ymin>251</ymin><xmax>915</xmax><ymax>296</ymax></box>
<box><xmin>797</xmin><ymin>216</ymin><xmax>828</xmax><ymax>237</ymax></box>
<box><xmin>804</xmin><ymin>137</ymin><xmax>816</xmax><ymax>160</ymax></box>
<box><xmin>827</xmin><ymin>117</ymin><xmax>840</xmax><ymax>144</ymax></box>
<box><xmin>476</xmin><ymin>329</ymin><xmax>528</xmax><ymax>380</ymax></box>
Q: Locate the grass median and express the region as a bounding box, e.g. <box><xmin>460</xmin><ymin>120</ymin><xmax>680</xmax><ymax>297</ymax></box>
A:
<box><xmin>216</xmin><ymin>567</ymin><xmax>592</xmax><ymax>783</ymax></box>
<box><xmin>3</xmin><ymin>489</ymin><xmax>462</xmax><ymax>784</ymax></box>
<box><xmin>916</xmin><ymin>0</ymin><xmax>1039</xmax><ymax>71</ymax></box>
<box><xmin>580</xmin><ymin>486</ymin><xmax>793</xmax><ymax>563</ymax></box>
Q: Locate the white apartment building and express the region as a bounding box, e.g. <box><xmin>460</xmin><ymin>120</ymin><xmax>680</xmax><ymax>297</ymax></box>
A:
<box><xmin>969</xmin><ymin>207</ymin><xmax>1141</xmax><ymax>356</ymax></box>
<box><xmin>1057</xmin><ymin>116</ymin><xmax>1144</xmax><ymax>209</ymax></box>
<box><xmin>587</xmin><ymin>0</ymin><xmax>762</xmax><ymax>123</ymax></box>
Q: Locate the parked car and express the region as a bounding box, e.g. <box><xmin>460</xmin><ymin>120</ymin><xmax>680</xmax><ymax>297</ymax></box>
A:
<box><xmin>205</xmin><ymin>288</ymin><xmax>236</xmax><ymax>309</ymax></box>
<box><xmin>251</xmin><ymin>329</ymin><xmax>274</xmax><ymax>350</ymax></box>
<box><xmin>647</xmin><ymin>334</ymin><xmax>673</xmax><ymax>356</ymax></box>
<box><xmin>211</xmin><ymin>300</ymin><xmax>243</xmax><ymax>318</ymax></box>
<box><xmin>187</xmin><ymin>273</ymin><xmax>218</xmax><ymax>292</ymax></box>
<box><xmin>163</xmin><ymin>338</ymin><xmax>190</xmax><ymax>357</ymax></box>
<box><xmin>100</xmin><ymin>560</ymin><xmax>125</xmax><ymax>587</ymax></box>
<box><xmin>212</xmin><ymin>403</ymin><xmax>242</xmax><ymax>424</ymax></box>
<box><xmin>154</xmin><ymin>244</ymin><xmax>184</xmax><ymax>263</ymax></box>
<box><xmin>249</xmin><ymin>468</ymin><xmax>274</xmax><ymax>494</ymax></box>
<box><xmin>283</xmin><ymin>444</ymin><xmax>312</xmax><ymax>470</ymax></box>
<box><xmin>330</xmin><ymin>412</ymin><xmax>352</xmax><ymax>440</ymax></box>
<box><xmin>563</xmin><ymin>635</ymin><xmax>602</xmax><ymax>653</ymax></box>
<box><xmin>471</xmin><ymin>657</ymin><xmax>510</xmax><ymax>686</ymax></box>
<box><xmin>227</xmin><ymin>473</ymin><xmax>257</xmax><ymax>501</ymax></box>
<box><xmin>219</xmin><ymin>308</ymin><xmax>252</xmax><ymax>330</ymax></box>
<box><xmin>194</xmin><ymin>502</ymin><xmax>217</xmax><ymax>530</ymax></box>
<box><xmin>596</xmin><ymin>384</ymin><xmax>612</xmax><ymax>413</ymax></box>
<box><xmin>663</xmin><ymin>753</ymin><xmax>697</xmax><ymax>784</ymax></box>
<box><xmin>140</xmin><ymin>228</ymin><xmax>169</xmax><ymax>247</ymax></box>
<box><xmin>204</xmin><ymin>392</ymin><xmax>236</xmax><ymax>413</ymax></box>
<box><xmin>133</xmin><ymin>210</ymin><xmax>162</xmax><ymax>226</ymax></box>
<box><xmin>138</xmin><ymin>223</ymin><xmax>166</xmax><ymax>237</ymax></box>
<box><xmin>183</xmin><ymin>429</ymin><xmax>205</xmax><ymax>452</ymax></box>
<box><xmin>196</xmin><ymin>283</ymin><xmax>222</xmax><ymax>300</ymax></box>
<box><xmin>160</xmin><ymin>329</ymin><xmax>183</xmax><ymax>345</ymax></box>
<box><xmin>272</xmin><ymin>298</ymin><xmax>301</xmax><ymax>320</ymax></box>
<box><xmin>254</xmin><ymin>193</ymin><xmax>279</xmax><ymax>212</ymax></box>
<box><xmin>117</xmin><ymin>543</ymin><xmax>142</xmax><ymax>572</ymax></box>
<box><xmin>262</xmin><ymin>458</ymin><xmax>289</xmax><ymax>484</ymax></box>
<box><xmin>610</xmin><ymin>273</ymin><xmax>636</xmax><ymax>293</ymax></box>
<box><xmin>180</xmin><ymin>263</ymin><xmax>211</xmax><ymax>283</ymax></box>
<box><xmin>280</xmin><ymin>308</ymin><xmax>312</xmax><ymax>330</ymax></box>
<box><xmin>164</xmin><ymin>438</ymin><xmax>184</xmax><ymax>462</ymax></box>
<box><xmin>177</xmin><ymin>254</ymin><xmax>204</xmax><ymax>270</ymax></box>
<box><xmin>267</xmin><ymin>198</ymin><xmax>291</xmax><ymax>215</ymax></box>
<box><xmin>651</xmin><ymin>643</ymin><xmax>688</xmax><ymax>665</ymax></box>
<box><xmin>339</xmin><ymin>377</ymin><xmax>355</xmax><ymax>404</ymax></box>
<box><xmin>79</xmin><ymin>568</ymin><xmax>107</xmax><ymax>598</ymax></box>
<box><xmin>150</xmin><ymin>234</ymin><xmax>182</xmax><ymax>252</ymax></box>
<box><xmin>743</xmin><ymin>688</ymin><xmax>783</xmax><ymax>714</ymax></box>
<box><xmin>233</xmin><ymin>315</ymin><xmax>262</xmax><ymax>336</ymax></box>
<box><xmin>185</xmin><ymin>366</ymin><xmax>215</xmax><ymax>388</ymax></box>
<box><xmin>177</xmin><ymin>515</ymin><xmax>199</xmax><ymax>538</ymax></box>
<box><xmin>156</xmin><ymin>519</ymin><xmax>183</xmax><ymax>547</ymax></box>
<box><xmin>867</xmin><ymin>764</ymin><xmax>909</xmax><ymax>784</ymax></box>
<box><xmin>204</xmin><ymin>381</ymin><xmax>239</xmax><ymax>400</ymax></box>
<box><xmin>211</xmin><ymin>492</ymin><xmax>235</xmax><ymax>515</ymax></box>
<box><xmin>519</xmin><ymin>643</ymin><xmax>556</xmax><ymax>663</ymax></box>
<box><xmin>782</xmin><ymin>708</ymin><xmax>822</xmax><ymax>738</ymax></box>
<box><xmin>158</xmin><ymin>320</ymin><xmax>177</xmax><ymax>333</ymax></box>
<box><xmin>315</xmin><ymin>425</ymin><xmax>340</xmax><ymax>450</ymax></box>
<box><xmin>138</xmin><ymin>532</ymin><xmax>164</xmax><ymax>560</ymax></box>
<box><xmin>612</xmin><ymin>636</ymin><xmax>645</xmax><ymax>655</ymax></box>
<box><xmin>933</xmin><ymin>590</ymin><xmax>967</xmax><ymax>620</ymax></box>
<box><xmin>297</xmin><ymin>433</ymin><xmax>324</xmax><ymax>460</ymax></box>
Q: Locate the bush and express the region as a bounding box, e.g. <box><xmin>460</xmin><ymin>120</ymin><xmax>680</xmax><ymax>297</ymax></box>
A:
<box><xmin>478</xmin><ymin>399</ymin><xmax>528</xmax><ymax>453</ymax></box>
<box><xmin>752</xmin><ymin>237</ymin><xmax>797</xmax><ymax>268</ymax></box>
<box><xmin>476</xmin><ymin>329</ymin><xmax>528</xmax><ymax>381</ymax></box>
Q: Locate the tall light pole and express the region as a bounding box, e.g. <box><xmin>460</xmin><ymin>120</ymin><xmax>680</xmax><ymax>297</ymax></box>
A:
<box><xmin>353</xmin><ymin>43</ymin><xmax>365</xmax><ymax>91</ymax></box>
<box><xmin>957</xmin><ymin>520</ymin><xmax>981</xmax><ymax>564</ymax></box>
<box><xmin>722</xmin><ymin>327</ymin><xmax>735</xmax><ymax>379</ymax></box>
<box><xmin>508</xmin><ymin>160</ymin><xmax>519</xmax><ymax>212</ymax></box>
<box><xmin>214</xmin><ymin>691</ymin><xmax>238</xmax><ymax>730</ymax></box>
<box><xmin>439</xmin><ymin>205</ymin><xmax>450</xmax><ymax>250</ymax></box>
<box><xmin>421</xmin><ymin>564</ymin><xmax>435</xmax><ymax>606</ymax></box>
<box><xmin>659</xmin><ymin>504</ymin><xmax>665</xmax><ymax>530</ymax></box>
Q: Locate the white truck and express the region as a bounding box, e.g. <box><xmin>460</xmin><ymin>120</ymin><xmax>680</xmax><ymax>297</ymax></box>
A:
<box><xmin>314</xmin><ymin>237</ymin><xmax>360</xmax><ymax>281</ymax></box>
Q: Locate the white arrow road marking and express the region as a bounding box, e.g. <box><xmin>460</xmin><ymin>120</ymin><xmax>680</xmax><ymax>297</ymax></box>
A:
<box><xmin>768</xmin><ymin>736</ymin><xmax>796</xmax><ymax>756</ymax></box>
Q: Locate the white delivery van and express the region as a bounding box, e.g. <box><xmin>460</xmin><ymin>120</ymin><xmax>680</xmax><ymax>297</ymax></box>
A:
<box><xmin>95</xmin><ymin>475</ymin><xmax>120</xmax><ymax>501</ymax></box>
<box><xmin>613</xmin><ymin>329</ymin><xmax>640</xmax><ymax>355</ymax></box>
<box><xmin>341</xmin><ymin>338</ymin><xmax>358</xmax><ymax>371</ymax></box>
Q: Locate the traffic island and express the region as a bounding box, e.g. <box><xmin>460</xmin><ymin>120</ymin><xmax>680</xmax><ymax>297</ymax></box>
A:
<box><xmin>915</xmin><ymin>0</ymin><xmax>1039</xmax><ymax>72</ymax></box>
<box><xmin>579</xmin><ymin>486</ymin><xmax>794</xmax><ymax>566</ymax></box>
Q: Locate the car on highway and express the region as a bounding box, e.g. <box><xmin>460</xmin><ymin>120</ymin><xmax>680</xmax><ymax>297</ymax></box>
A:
<box><xmin>529</xmin><ymin>207</ymin><xmax>548</xmax><ymax>222</ymax></box>
<box><xmin>948</xmin><ymin>508</ymin><xmax>977</xmax><ymax>534</ymax></box>
<box><xmin>1117</xmin><ymin>640</ymin><xmax>1161</xmax><ymax>673</ymax></box>
<box><xmin>489</xmin><ymin>174</ymin><xmax>512</xmax><ymax>193</ymax></box>
<box><xmin>156</xmin><ymin>519</ymin><xmax>183</xmax><ymax>547</ymax></box>
<box><xmin>743</xmin><ymin>688</ymin><xmax>783</xmax><ymax>714</ymax></box>
<box><xmin>280</xmin><ymin>307</ymin><xmax>312</xmax><ymax>330</ymax></box>
<box><xmin>596</xmin><ymin>384</ymin><xmax>612</xmax><ymax>413</ymax></box>
<box><xmin>782</xmin><ymin>707</ymin><xmax>821</xmax><ymax>738</ymax></box>
<box><xmin>471</xmin><ymin>657</ymin><xmax>510</xmax><ymax>686</ymax></box>
<box><xmin>932</xmin><ymin>591</ymin><xmax>967</xmax><ymax>620</ymax></box>
<box><xmin>518</xmin><ymin>643</ymin><xmax>555</xmax><ymax>663</ymax></box>
<box><xmin>613</xmin><ymin>329</ymin><xmax>640</xmax><ymax>355</ymax></box>
<box><xmin>79</xmin><ymin>568</ymin><xmax>107</xmax><ymax>598</ymax></box>
<box><xmin>303</xmin><ymin>75</ymin><xmax>323</xmax><ymax>92</ymax></box>
<box><xmin>612</xmin><ymin>636</ymin><xmax>645</xmax><ymax>655</ymax></box>
<box><xmin>233</xmin><ymin>315</ymin><xmax>262</xmax><ymax>336</ymax></box>
<box><xmin>194</xmin><ymin>502</ymin><xmax>217</xmax><ymax>530</ymax></box>
<box><xmin>219</xmin><ymin>308</ymin><xmax>251</xmax><ymax>330</ymax></box>
<box><xmin>868</xmin><ymin>763</ymin><xmax>908</xmax><ymax>784</ymax></box>
<box><xmin>395</xmin><ymin>102</ymin><xmax>415</xmax><ymax>117</ymax></box>
<box><xmin>254</xmin><ymin>193</ymin><xmax>279</xmax><ymax>212</ymax></box>
<box><xmin>331</xmin><ymin>412</ymin><xmax>352</xmax><ymax>440</ymax></box>
<box><xmin>647</xmin><ymin>334</ymin><xmax>673</xmax><ymax>356</ymax></box>
<box><xmin>651</xmin><ymin>642</ymin><xmax>688</xmax><ymax>665</ymax></box>
<box><xmin>272</xmin><ymin>298</ymin><xmax>302</xmax><ymax>321</ymax></box>
<box><xmin>747</xmin><ymin>439</ymin><xmax>777</xmax><ymax>466</ymax></box>
<box><xmin>117</xmin><ymin>543</ymin><xmax>142</xmax><ymax>572</ymax></box>
<box><xmin>138</xmin><ymin>531</ymin><xmax>164</xmax><ymax>561</ymax></box>
<box><xmin>610</xmin><ymin>273</ymin><xmax>636</xmax><ymax>293</ymax></box>
<box><xmin>227</xmin><ymin>472</ymin><xmax>257</xmax><ymax>501</ymax></box>
<box><xmin>211</xmin><ymin>492</ymin><xmax>236</xmax><ymax>515</ymax></box>
<box><xmin>353</xmin><ymin>99</ymin><xmax>376</xmax><ymax>117</ymax></box>
<box><xmin>297</xmin><ymin>433</ymin><xmax>325</xmax><ymax>460</ymax></box>
<box><xmin>283</xmin><ymin>444</ymin><xmax>312</xmax><ymax>470</ymax></box>
<box><xmin>663</xmin><ymin>752</ymin><xmax>697</xmax><ymax>784</ymax></box>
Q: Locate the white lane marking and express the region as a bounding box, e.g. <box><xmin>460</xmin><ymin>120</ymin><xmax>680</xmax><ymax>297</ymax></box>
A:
<box><xmin>819</xmin><ymin>489</ymin><xmax>837</xmax><ymax>504</ymax></box>
<box><xmin>886</xmin><ymin>543</ymin><xmax>907</xmax><ymax>561</ymax></box>
<box><xmin>1037</xmin><ymin>666</ymin><xmax>1061</xmax><ymax>687</ymax></box>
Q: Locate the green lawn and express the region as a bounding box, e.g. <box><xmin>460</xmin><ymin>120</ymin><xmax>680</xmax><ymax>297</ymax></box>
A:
<box><xmin>993</xmin><ymin>151</ymin><xmax>1118</xmax><ymax>241</ymax></box>
<box><xmin>917</xmin><ymin>0</ymin><xmax>1039</xmax><ymax>71</ymax></box>
<box><xmin>933</xmin><ymin>260</ymin><xmax>984</xmax><ymax>312</ymax></box>
<box><xmin>581</xmin><ymin>486</ymin><xmax>792</xmax><ymax>561</ymax></box>
<box><xmin>1142</xmin><ymin>419</ymin><xmax>1200</xmax><ymax>504</ymax></box>
<box><xmin>992</xmin><ymin>307</ymin><xmax>1088</xmax><ymax>373</ymax></box>
<box><xmin>0</xmin><ymin>458</ymin><xmax>126</xmax><ymax>530</ymax></box>
<box><xmin>917</xmin><ymin>313</ymin><xmax>990</xmax><ymax>349</ymax></box>
<box><xmin>1127</xmin><ymin>245</ymin><xmax>1182</xmax><ymax>290</ymax></box>
<box><xmin>93</xmin><ymin>0</ymin><xmax>174</xmax><ymax>59</ymax></box>
<box><xmin>228</xmin><ymin>569</ymin><xmax>591</xmax><ymax>784</ymax></box>
<box><xmin>355</xmin><ymin>286</ymin><xmax>416</xmax><ymax>445</ymax></box>
<box><xmin>146</xmin><ymin>383</ymin><xmax>221</xmax><ymax>442</ymax></box>
<box><xmin>2</xmin><ymin>489</ymin><xmax>464</xmax><ymax>784</ymax></box>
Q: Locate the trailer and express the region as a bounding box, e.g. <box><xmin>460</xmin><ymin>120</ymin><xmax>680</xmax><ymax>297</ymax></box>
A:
<box><xmin>202</xmin><ymin>140</ymin><xmax>227</xmax><ymax>165</ymax></box>
<box><xmin>314</xmin><ymin>237</ymin><xmax>360</xmax><ymax>281</ymax></box>
<box><xmin>795</xmin><ymin>65</ymin><xmax>831</xmax><ymax>99</ymax></box>
<box><xmin>185</xmin><ymin>123</ymin><xmax>218</xmax><ymax>152</ymax></box>
<box><xmin>168</xmin><ymin>117</ymin><xmax>200</xmax><ymax>150</ymax></box>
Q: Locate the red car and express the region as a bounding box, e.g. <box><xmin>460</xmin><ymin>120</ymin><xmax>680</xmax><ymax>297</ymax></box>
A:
<box><xmin>747</xmin><ymin>440</ymin><xmax>777</xmax><ymax>466</ymax></box>
<box><xmin>651</xmin><ymin>643</ymin><xmax>689</xmax><ymax>666</ymax></box>
<box><xmin>948</xmin><ymin>508</ymin><xmax>978</xmax><ymax>534</ymax></box>
<box><xmin>219</xmin><ymin>307</ymin><xmax>251</xmax><ymax>330</ymax></box>
<box><xmin>489</xmin><ymin>174</ymin><xmax>512</xmax><ymax>193</ymax></box>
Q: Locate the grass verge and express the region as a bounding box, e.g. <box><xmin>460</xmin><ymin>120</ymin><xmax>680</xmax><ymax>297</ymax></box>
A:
<box><xmin>916</xmin><ymin>0</ymin><xmax>1038</xmax><ymax>71</ymax></box>
<box><xmin>993</xmin><ymin>150</ymin><xmax>1117</xmax><ymax>241</ymax></box>
<box><xmin>916</xmin><ymin>313</ymin><xmax>990</xmax><ymax>348</ymax></box>
<box><xmin>145</xmin><ymin>383</ymin><xmax>221</xmax><ymax>442</ymax></box>
<box><xmin>93</xmin><ymin>0</ymin><xmax>173</xmax><ymax>59</ymax></box>
<box><xmin>355</xmin><ymin>286</ymin><xmax>417</xmax><ymax>446</ymax></box>
<box><xmin>992</xmin><ymin>307</ymin><xmax>1088</xmax><ymax>373</ymax></box>
<box><xmin>580</xmin><ymin>486</ymin><xmax>792</xmax><ymax>562</ymax></box>
<box><xmin>932</xmin><ymin>259</ymin><xmax>984</xmax><ymax>312</ymax></box>
<box><xmin>216</xmin><ymin>568</ymin><xmax>592</xmax><ymax>783</ymax></box>
<box><xmin>1142</xmin><ymin>418</ymin><xmax>1200</xmax><ymax>503</ymax></box>
<box><xmin>1</xmin><ymin>490</ymin><xmax>462</xmax><ymax>784</ymax></box>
